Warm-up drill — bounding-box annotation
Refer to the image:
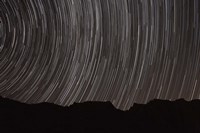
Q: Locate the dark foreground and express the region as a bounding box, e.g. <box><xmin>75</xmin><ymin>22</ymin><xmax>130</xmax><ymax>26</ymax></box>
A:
<box><xmin>0</xmin><ymin>97</ymin><xmax>200</xmax><ymax>133</ymax></box>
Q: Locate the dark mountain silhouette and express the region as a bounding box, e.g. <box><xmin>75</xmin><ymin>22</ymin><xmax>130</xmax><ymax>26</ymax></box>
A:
<box><xmin>0</xmin><ymin>96</ymin><xmax>200</xmax><ymax>133</ymax></box>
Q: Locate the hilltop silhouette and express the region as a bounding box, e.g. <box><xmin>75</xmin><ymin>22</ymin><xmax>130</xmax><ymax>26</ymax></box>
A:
<box><xmin>0</xmin><ymin>96</ymin><xmax>200</xmax><ymax>133</ymax></box>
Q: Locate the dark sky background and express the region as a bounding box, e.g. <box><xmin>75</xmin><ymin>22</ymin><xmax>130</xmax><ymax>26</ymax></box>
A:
<box><xmin>0</xmin><ymin>0</ymin><xmax>199</xmax><ymax>110</ymax></box>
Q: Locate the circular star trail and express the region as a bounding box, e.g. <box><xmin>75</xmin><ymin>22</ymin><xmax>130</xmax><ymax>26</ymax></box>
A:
<box><xmin>0</xmin><ymin>0</ymin><xmax>200</xmax><ymax>110</ymax></box>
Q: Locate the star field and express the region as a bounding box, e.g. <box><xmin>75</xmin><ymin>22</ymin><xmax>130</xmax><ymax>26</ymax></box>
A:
<box><xmin>0</xmin><ymin>0</ymin><xmax>200</xmax><ymax>110</ymax></box>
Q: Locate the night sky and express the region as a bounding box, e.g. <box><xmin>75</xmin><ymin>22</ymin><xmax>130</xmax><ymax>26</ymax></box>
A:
<box><xmin>0</xmin><ymin>0</ymin><xmax>200</xmax><ymax>110</ymax></box>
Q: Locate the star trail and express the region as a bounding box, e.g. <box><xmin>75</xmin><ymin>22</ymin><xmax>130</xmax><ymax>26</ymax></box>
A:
<box><xmin>0</xmin><ymin>0</ymin><xmax>200</xmax><ymax>110</ymax></box>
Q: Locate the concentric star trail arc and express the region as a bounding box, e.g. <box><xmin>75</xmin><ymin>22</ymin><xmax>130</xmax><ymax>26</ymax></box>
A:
<box><xmin>0</xmin><ymin>0</ymin><xmax>200</xmax><ymax>110</ymax></box>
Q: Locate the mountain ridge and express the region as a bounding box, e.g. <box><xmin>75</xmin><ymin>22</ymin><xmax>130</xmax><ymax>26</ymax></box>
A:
<box><xmin>0</xmin><ymin>96</ymin><xmax>200</xmax><ymax>133</ymax></box>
